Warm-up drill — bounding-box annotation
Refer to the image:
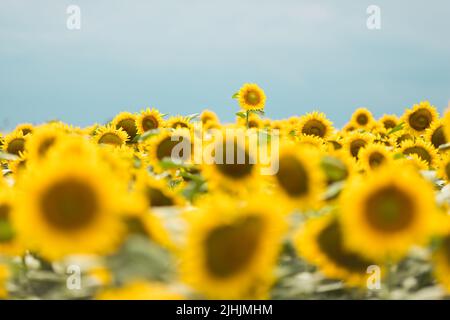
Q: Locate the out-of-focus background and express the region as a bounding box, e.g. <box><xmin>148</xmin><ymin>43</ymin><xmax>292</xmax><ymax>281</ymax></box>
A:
<box><xmin>1</xmin><ymin>0</ymin><xmax>449</xmax><ymax>130</ymax></box>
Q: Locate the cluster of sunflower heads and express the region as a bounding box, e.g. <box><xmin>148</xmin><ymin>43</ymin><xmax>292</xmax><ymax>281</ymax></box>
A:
<box><xmin>1</xmin><ymin>84</ymin><xmax>450</xmax><ymax>300</ymax></box>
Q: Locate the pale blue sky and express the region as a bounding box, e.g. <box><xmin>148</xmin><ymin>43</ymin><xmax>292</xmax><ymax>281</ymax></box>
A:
<box><xmin>1</xmin><ymin>0</ymin><xmax>449</xmax><ymax>131</ymax></box>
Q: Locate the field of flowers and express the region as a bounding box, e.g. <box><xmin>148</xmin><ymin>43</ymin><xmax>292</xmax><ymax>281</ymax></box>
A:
<box><xmin>1</xmin><ymin>83</ymin><xmax>450</xmax><ymax>300</ymax></box>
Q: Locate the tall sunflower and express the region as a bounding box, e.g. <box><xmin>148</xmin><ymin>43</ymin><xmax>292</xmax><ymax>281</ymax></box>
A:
<box><xmin>402</xmin><ymin>101</ymin><xmax>438</xmax><ymax>136</ymax></box>
<box><xmin>181</xmin><ymin>194</ymin><xmax>286</xmax><ymax>299</ymax></box>
<box><xmin>12</xmin><ymin>155</ymin><xmax>125</xmax><ymax>260</ymax></box>
<box><xmin>237</xmin><ymin>83</ymin><xmax>266</xmax><ymax>111</ymax></box>
<box><xmin>295</xmin><ymin>215</ymin><xmax>381</xmax><ymax>287</ymax></box>
<box><xmin>136</xmin><ymin>108</ymin><xmax>164</xmax><ymax>134</ymax></box>
<box><xmin>339</xmin><ymin>164</ymin><xmax>436</xmax><ymax>261</ymax></box>
<box><xmin>297</xmin><ymin>112</ymin><xmax>334</xmax><ymax>139</ymax></box>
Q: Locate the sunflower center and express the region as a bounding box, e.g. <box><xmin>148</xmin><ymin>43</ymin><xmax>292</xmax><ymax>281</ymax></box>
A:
<box><xmin>276</xmin><ymin>154</ymin><xmax>309</xmax><ymax>197</ymax></box>
<box><xmin>215</xmin><ymin>142</ymin><xmax>254</xmax><ymax>179</ymax></box>
<box><xmin>318</xmin><ymin>220</ymin><xmax>375</xmax><ymax>273</ymax></box>
<box><xmin>402</xmin><ymin>146</ymin><xmax>431</xmax><ymax>164</ymax></box>
<box><xmin>245</xmin><ymin>91</ymin><xmax>260</xmax><ymax>106</ymax></box>
<box><xmin>368</xmin><ymin>152</ymin><xmax>386</xmax><ymax>169</ymax></box>
<box><xmin>431</xmin><ymin>126</ymin><xmax>446</xmax><ymax>148</ymax></box>
<box><xmin>0</xmin><ymin>204</ymin><xmax>15</xmax><ymax>243</ymax></box>
<box><xmin>117</xmin><ymin>119</ymin><xmax>138</xmax><ymax>140</ymax></box>
<box><xmin>350</xmin><ymin>139</ymin><xmax>367</xmax><ymax>158</ymax></box>
<box><xmin>356</xmin><ymin>114</ymin><xmax>369</xmax><ymax>126</ymax></box>
<box><xmin>146</xmin><ymin>187</ymin><xmax>175</xmax><ymax>207</ymax></box>
<box><xmin>142</xmin><ymin>116</ymin><xmax>159</xmax><ymax>131</ymax></box>
<box><xmin>7</xmin><ymin>138</ymin><xmax>25</xmax><ymax>156</ymax></box>
<box><xmin>383</xmin><ymin>120</ymin><xmax>397</xmax><ymax>130</ymax></box>
<box><xmin>205</xmin><ymin>215</ymin><xmax>263</xmax><ymax>278</ymax></box>
<box><xmin>302</xmin><ymin>120</ymin><xmax>326</xmax><ymax>138</ymax></box>
<box><xmin>40</xmin><ymin>179</ymin><xmax>99</xmax><ymax>231</ymax></box>
<box><xmin>409</xmin><ymin>109</ymin><xmax>432</xmax><ymax>131</ymax></box>
<box><xmin>38</xmin><ymin>137</ymin><xmax>56</xmax><ymax>157</ymax></box>
<box><xmin>365</xmin><ymin>186</ymin><xmax>414</xmax><ymax>233</ymax></box>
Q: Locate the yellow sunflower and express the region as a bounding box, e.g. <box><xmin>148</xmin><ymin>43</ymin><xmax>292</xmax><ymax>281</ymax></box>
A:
<box><xmin>96</xmin><ymin>281</ymin><xmax>185</xmax><ymax>300</ymax></box>
<box><xmin>237</xmin><ymin>83</ymin><xmax>266</xmax><ymax>111</ymax></box>
<box><xmin>25</xmin><ymin>124</ymin><xmax>65</xmax><ymax>161</ymax></box>
<box><xmin>296</xmin><ymin>134</ymin><xmax>327</xmax><ymax>151</ymax></box>
<box><xmin>166</xmin><ymin>115</ymin><xmax>193</xmax><ymax>130</ymax></box>
<box><xmin>272</xmin><ymin>142</ymin><xmax>325</xmax><ymax>210</ymax></box>
<box><xmin>14</xmin><ymin>123</ymin><xmax>34</xmax><ymax>136</ymax></box>
<box><xmin>295</xmin><ymin>215</ymin><xmax>382</xmax><ymax>287</ymax></box>
<box><xmin>200</xmin><ymin>109</ymin><xmax>219</xmax><ymax>125</ymax></box>
<box><xmin>397</xmin><ymin>139</ymin><xmax>438</xmax><ymax>168</ymax></box>
<box><xmin>378</xmin><ymin>114</ymin><xmax>399</xmax><ymax>131</ymax></box>
<box><xmin>392</xmin><ymin>130</ymin><xmax>414</xmax><ymax>146</ymax></box>
<box><xmin>135</xmin><ymin>172</ymin><xmax>184</xmax><ymax>209</ymax></box>
<box><xmin>136</xmin><ymin>108</ymin><xmax>164</xmax><ymax>134</ymax></box>
<box><xmin>2</xmin><ymin>131</ymin><xmax>26</xmax><ymax>156</ymax></box>
<box><xmin>111</xmin><ymin>112</ymin><xmax>139</xmax><ymax>142</ymax></box>
<box><xmin>12</xmin><ymin>155</ymin><xmax>125</xmax><ymax>260</ymax></box>
<box><xmin>0</xmin><ymin>264</ymin><xmax>9</xmax><ymax>299</ymax></box>
<box><xmin>343</xmin><ymin>131</ymin><xmax>374</xmax><ymax>159</ymax></box>
<box><xmin>94</xmin><ymin>125</ymin><xmax>129</xmax><ymax>146</ymax></box>
<box><xmin>350</xmin><ymin>108</ymin><xmax>375</xmax><ymax>129</ymax></box>
<box><xmin>358</xmin><ymin>143</ymin><xmax>392</xmax><ymax>171</ymax></box>
<box><xmin>0</xmin><ymin>187</ymin><xmax>23</xmax><ymax>256</ymax></box>
<box><xmin>181</xmin><ymin>194</ymin><xmax>286</xmax><ymax>299</ymax></box>
<box><xmin>297</xmin><ymin>112</ymin><xmax>334</xmax><ymax>139</ymax></box>
<box><xmin>437</xmin><ymin>152</ymin><xmax>450</xmax><ymax>182</ymax></box>
<box><xmin>433</xmin><ymin>231</ymin><xmax>450</xmax><ymax>294</ymax></box>
<box><xmin>424</xmin><ymin>120</ymin><xmax>447</xmax><ymax>149</ymax></box>
<box><xmin>402</xmin><ymin>101</ymin><xmax>439</xmax><ymax>136</ymax></box>
<box><xmin>339</xmin><ymin>164</ymin><xmax>437</xmax><ymax>261</ymax></box>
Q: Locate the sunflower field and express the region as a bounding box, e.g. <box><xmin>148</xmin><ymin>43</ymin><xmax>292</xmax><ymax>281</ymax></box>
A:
<box><xmin>1</xmin><ymin>83</ymin><xmax>450</xmax><ymax>300</ymax></box>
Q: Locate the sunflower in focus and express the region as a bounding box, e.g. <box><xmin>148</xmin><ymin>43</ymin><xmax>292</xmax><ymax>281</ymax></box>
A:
<box><xmin>358</xmin><ymin>143</ymin><xmax>392</xmax><ymax>171</ymax></box>
<box><xmin>343</xmin><ymin>131</ymin><xmax>374</xmax><ymax>159</ymax></box>
<box><xmin>96</xmin><ymin>281</ymin><xmax>185</xmax><ymax>300</ymax></box>
<box><xmin>297</xmin><ymin>112</ymin><xmax>334</xmax><ymax>139</ymax></box>
<box><xmin>181</xmin><ymin>194</ymin><xmax>286</xmax><ymax>299</ymax></box>
<box><xmin>136</xmin><ymin>108</ymin><xmax>164</xmax><ymax>134</ymax></box>
<box><xmin>295</xmin><ymin>215</ymin><xmax>381</xmax><ymax>287</ymax></box>
<box><xmin>237</xmin><ymin>83</ymin><xmax>266</xmax><ymax>111</ymax></box>
<box><xmin>402</xmin><ymin>101</ymin><xmax>438</xmax><ymax>136</ymax></box>
<box><xmin>12</xmin><ymin>155</ymin><xmax>125</xmax><ymax>260</ymax></box>
<box><xmin>94</xmin><ymin>125</ymin><xmax>129</xmax><ymax>146</ymax></box>
<box><xmin>379</xmin><ymin>114</ymin><xmax>399</xmax><ymax>131</ymax></box>
<box><xmin>2</xmin><ymin>131</ymin><xmax>26</xmax><ymax>156</ymax></box>
<box><xmin>350</xmin><ymin>108</ymin><xmax>375</xmax><ymax>129</ymax></box>
<box><xmin>425</xmin><ymin>120</ymin><xmax>447</xmax><ymax>149</ymax></box>
<box><xmin>112</xmin><ymin>112</ymin><xmax>139</xmax><ymax>142</ymax></box>
<box><xmin>397</xmin><ymin>139</ymin><xmax>438</xmax><ymax>168</ymax></box>
<box><xmin>339</xmin><ymin>164</ymin><xmax>436</xmax><ymax>261</ymax></box>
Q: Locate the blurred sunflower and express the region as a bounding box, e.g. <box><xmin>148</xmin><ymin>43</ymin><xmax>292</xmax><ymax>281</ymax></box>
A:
<box><xmin>136</xmin><ymin>108</ymin><xmax>164</xmax><ymax>134</ymax></box>
<box><xmin>402</xmin><ymin>101</ymin><xmax>438</xmax><ymax>136</ymax></box>
<box><xmin>425</xmin><ymin>120</ymin><xmax>447</xmax><ymax>149</ymax></box>
<box><xmin>343</xmin><ymin>131</ymin><xmax>374</xmax><ymax>159</ymax></box>
<box><xmin>358</xmin><ymin>143</ymin><xmax>392</xmax><ymax>171</ymax></box>
<box><xmin>25</xmin><ymin>124</ymin><xmax>65</xmax><ymax>161</ymax></box>
<box><xmin>200</xmin><ymin>109</ymin><xmax>219</xmax><ymax>125</ymax></box>
<box><xmin>433</xmin><ymin>231</ymin><xmax>450</xmax><ymax>294</ymax></box>
<box><xmin>94</xmin><ymin>125</ymin><xmax>129</xmax><ymax>146</ymax></box>
<box><xmin>12</xmin><ymin>155</ymin><xmax>125</xmax><ymax>260</ymax></box>
<box><xmin>2</xmin><ymin>131</ymin><xmax>26</xmax><ymax>156</ymax></box>
<box><xmin>237</xmin><ymin>83</ymin><xmax>266</xmax><ymax>111</ymax></box>
<box><xmin>0</xmin><ymin>264</ymin><xmax>9</xmax><ymax>299</ymax></box>
<box><xmin>96</xmin><ymin>281</ymin><xmax>185</xmax><ymax>300</ymax></box>
<box><xmin>0</xmin><ymin>187</ymin><xmax>23</xmax><ymax>256</ymax></box>
<box><xmin>135</xmin><ymin>172</ymin><xmax>184</xmax><ymax>208</ymax></box>
<box><xmin>398</xmin><ymin>139</ymin><xmax>438</xmax><ymax>168</ymax></box>
<box><xmin>14</xmin><ymin>123</ymin><xmax>34</xmax><ymax>136</ymax></box>
<box><xmin>166</xmin><ymin>115</ymin><xmax>193</xmax><ymax>130</ymax></box>
<box><xmin>295</xmin><ymin>215</ymin><xmax>381</xmax><ymax>287</ymax></box>
<box><xmin>350</xmin><ymin>108</ymin><xmax>375</xmax><ymax>129</ymax></box>
<box><xmin>296</xmin><ymin>134</ymin><xmax>327</xmax><ymax>151</ymax></box>
<box><xmin>437</xmin><ymin>153</ymin><xmax>450</xmax><ymax>182</ymax></box>
<box><xmin>378</xmin><ymin>114</ymin><xmax>399</xmax><ymax>131</ymax></box>
<box><xmin>297</xmin><ymin>112</ymin><xmax>334</xmax><ymax>139</ymax></box>
<box><xmin>112</xmin><ymin>112</ymin><xmax>139</xmax><ymax>142</ymax></box>
<box><xmin>181</xmin><ymin>194</ymin><xmax>286</xmax><ymax>299</ymax></box>
<box><xmin>339</xmin><ymin>164</ymin><xmax>436</xmax><ymax>261</ymax></box>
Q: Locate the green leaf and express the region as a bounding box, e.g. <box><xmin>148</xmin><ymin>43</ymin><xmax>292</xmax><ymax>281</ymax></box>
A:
<box><xmin>232</xmin><ymin>92</ymin><xmax>239</xmax><ymax>99</ymax></box>
<box><xmin>236</xmin><ymin>111</ymin><xmax>247</xmax><ymax>118</ymax></box>
<box><xmin>387</xmin><ymin>122</ymin><xmax>404</xmax><ymax>135</ymax></box>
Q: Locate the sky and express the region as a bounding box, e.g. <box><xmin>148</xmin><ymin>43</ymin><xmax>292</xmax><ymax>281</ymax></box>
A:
<box><xmin>1</xmin><ymin>0</ymin><xmax>450</xmax><ymax>131</ymax></box>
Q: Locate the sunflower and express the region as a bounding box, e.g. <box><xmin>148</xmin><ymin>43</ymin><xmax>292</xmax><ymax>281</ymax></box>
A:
<box><xmin>397</xmin><ymin>139</ymin><xmax>438</xmax><ymax>168</ymax></box>
<box><xmin>12</xmin><ymin>155</ymin><xmax>125</xmax><ymax>260</ymax></box>
<box><xmin>295</xmin><ymin>215</ymin><xmax>381</xmax><ymax>287</ymax></box>
<box><xmin>297</xmin><ymin>112</ymin><xmax>334</xmax><ymax>139</ymax></box>
<box><xmin>181</xmin><ymin>194</ymin><xmax>286</xmax><ymax>299</ymax></box>
<box><xmin>14</xmin><ymin>123</ymin><xmax>34</xmax><ymax>135</ymax></box>
<box><xmin>437</xmin><ymin>152</ymin><xmax>450</xmax><ymax>182</ymax></box>
<box><xmin>237</xmin><ymin>83</ymin><xmax>266</xmax><ymax>111</ymax></box>
<box><xmin>379</xmin><ymin>114</ymin><xmax>399</xmax><ymax>131</ymax></box>
<box><xmin>166</xmin><ymin>115</ymin><xmax>193</xmax><ymax>130</ymax></box>
<box><xmin>136</xmin><ymin>108</ymin><xmax>164</xmax><ymax>134</ymax></box>
<box><xmin>2</xmin><ymin>131</ymin><xmax>26</xmax><ymax>156</ymax></box>
<box><xmin>0</xmin><ymin>187</ymin><xmax>23</xmax><ymax>256</ymax></box>
<box><xmin>339</xmin><ymin>164</ymin><xmax>436</xmax><ymax>261</ymax></box>
<box><xmin>402</xmin><ymin>101</ymin><xmax>439</xmax><ymax>136</ymax></box>
<box><xmin>343</xmin><ymin>131</ymin><xmax>374</xmax><ymax>159</ymax></box>
<box><xmin>424</xmin><ymin>120</ymin><xmax>447</xmax><ymax>149</ymax></box>
<box><xmin>200</xmin><ymin>109</ymin><xmax>219</xmax><ymax>125</ymax></box>
<box><xmin>392</xmin><ymin>130</ymin><xmax>414</xmax><ymax>146</ymax></box>
<box><xmin>358</xmin><ymin>143</ymin><xmax>392</xmax><ymax>171</ymax></box>
<box><xmin>96</xmin><ymin>281</ymin><xmax>185</xmax><ymax>300</ymax></box>
<box><xmin>94</xmin><ymin>125</ymin><xmax>129</xmax><ymax>146</ymax></box>
<box><xmin>395</xmin><ymin>153</ymin><xmax>429</xmax><ymax>172</ymax></box>
<box><xmin>350</xmin><ymin>108</ymin><xmax>375</xmax><ymax>129</ymax></box>
<box><xmin>0</xmin><ymin>264</ymin><xmax>9</xmax><ymax>299</ymax></box>
<box><xmin>296</xmin><ymin>134</ymin><xmax>327</xmax><ymax>151</ymax></box>
<box><xmin>112</xmin><ymin>112</ymin><xmax>139</xmax><ymax>142</ymax></box>
<box><xmin>25</xmin><ymin>124</ymin><xmax>65</xmax><ymax>161</ymax></box>
<box><xmin>321</xmin><ymin>150</ymin><xmax>355</xmax><ymax>185</ymax></box>
<box><xmin>135</xmin><ymin>172</ymin><xmax>184</xmax><ymax>208</ymax></box>
<box><xmin>433</xmin><ymin>231</ymin><xmax>450</xmax><ymax>294</ymax></box>
<box><xmin>272</xmin><ymin>142</ymin><xmax>325</xmax><ymax>210</ymax></box>
<box><xmin>145</xmin><ymin>129</ymin><xmax>193</xmax><ymax>173</ymax></box>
